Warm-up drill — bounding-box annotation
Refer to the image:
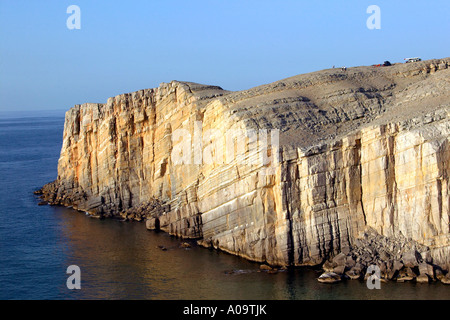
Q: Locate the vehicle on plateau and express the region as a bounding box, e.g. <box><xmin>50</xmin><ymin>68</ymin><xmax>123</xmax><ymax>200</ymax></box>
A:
<box><xmin>372</xmin><ymin>61</ymin><xmax>392</xmax><ymax>67</ymax></box>
<box><xmin>405</xmin><ymin>57</ymin><xmax>422</xmax><ymax>63</ymax></box>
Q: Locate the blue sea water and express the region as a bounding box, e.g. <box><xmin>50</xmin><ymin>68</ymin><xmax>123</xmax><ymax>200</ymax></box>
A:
<box><xmin>0</xmin><ymin>112</ymin><xmax>449</xmax><ymax>300</ymax></box>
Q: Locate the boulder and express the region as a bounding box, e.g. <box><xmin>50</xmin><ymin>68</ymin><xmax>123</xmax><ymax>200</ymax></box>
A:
<box><xmin>396</xmin><ymin>269</ymin><xmax>414</xmax><ymax>282</ymax></box>
<box><xmin>379</xmin><ymin>250</ymin><xmax>390</xmax><ymax>262</ymax></box>
<box><xmin>317</xmin><ymin>272</ymin><xmax>342</xmax><ymax>284</ymax></box>
<box><xmin>416</xmin><ymin>274</ymin><xmax>430</xmax><ymax>283</ymax></box>
<box><xmin>402</xmin><ymin>251</ymin><xmax>419</xmax><ymax>268</ymax></box>
<box><xmin>379</xmin><ymin>262</ymin><xmax>387</xmax><ymax>277</ymax></box>
<box><xmin>180</xmin><ymin>242</ymin><xmax>191</xmax><ymax>248</ymax></box>
<box><xmin>333</xmin><ymin>265</ymin><xmax>346</xmax><ymax>275</ymax></box>
<box><xmin>440</xmin><ymin>274</ymin><xmax>450</xmax><ymax>285</ymax></box>
<box><xmin>393</xmin><ymin>260</ymin><xmax>404</xmax><ymax>272</ymax></box>
<box><xmin>260</xmin><ymin>264</ymin><xmax>272</xmax><ymax>271</ymax></box>
<box><xmin>397</xmin><ymin>275</ymin><xmax>415</xmax><ymax>282</ymax></box>
<box><xmin>345</xmin><ymin>256</ymin><xmax>356</xmax><ymax>269</ymax></box>
<box><xmin>332</xmin><ymin>253</ymin><xmax>347</xmax><ymax>267</ymax></box>
<box><xmin>322</xmin><ymin>260</ymin><xmax>335</xmax><ymax>272</ymax></box>
<box><xmin>146</xmin><ymin>217</ymin><xmax>160</xmax><ymax>230</ymax></box>
<box><xmin>418</xmin><ymin>262</ymin><xmax>434</xmax><ymax>280</ymax></box>
<box><xmin>405</xmin><ymin>267</ymin><xmax>418</xmax><ymax>278</ymax></box>
<box><xmin>345</xmin><ymin>268</ymin><xmax>362</xmax><ymax>280</ymax></box>
<box><xmin>354</xmin><ymin>262</ymin><xmax>364</xmax><ymax>271</ymax></box>
<box><xmin>435</xmin><ymin>268</ymin><xmax>445</xmax><ymax>281</ymax></box>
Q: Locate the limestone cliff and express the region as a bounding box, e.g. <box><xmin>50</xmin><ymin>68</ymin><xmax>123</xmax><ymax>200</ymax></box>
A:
<box><xmin>40</xmin><ymin>58</ymin><xmax>450</xmax><ymax>268</ymax></box>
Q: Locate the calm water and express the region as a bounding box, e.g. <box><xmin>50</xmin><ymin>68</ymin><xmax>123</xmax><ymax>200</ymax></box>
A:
<box><xmin>0</xmin><ymin>112</ymin><xmax>449</xmax><ymax>300</ymax></box>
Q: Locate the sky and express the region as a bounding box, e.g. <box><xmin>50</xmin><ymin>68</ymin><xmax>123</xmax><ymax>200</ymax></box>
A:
<box><xmin>0</xmin><ymin>0</ymin><xmax>449</xmax><ymax>112</ymax></box>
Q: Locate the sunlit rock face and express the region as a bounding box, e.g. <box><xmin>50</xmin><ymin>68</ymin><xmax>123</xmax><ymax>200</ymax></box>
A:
<box><xmin>41</xmin><ymin>58</ymin><xmax>450</xmax><ymax>266</ymax></box>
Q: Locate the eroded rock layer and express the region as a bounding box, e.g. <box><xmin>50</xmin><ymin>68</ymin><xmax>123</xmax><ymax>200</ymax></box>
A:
<box><xmin>40</xmin><ymin>58</ymin><xmax>450</xmax><ymax>267</ymax></box>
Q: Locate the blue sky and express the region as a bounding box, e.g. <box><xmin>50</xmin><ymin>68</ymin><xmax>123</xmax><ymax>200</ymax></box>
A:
<box><xmin>1</xmin><ymin>0</ymin><xmax>449</xmax><ymax>111</ymax></box>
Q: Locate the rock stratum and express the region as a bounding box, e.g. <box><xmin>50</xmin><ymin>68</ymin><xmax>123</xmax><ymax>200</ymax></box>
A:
<box><xmin>39</xmin><ymin>58</ymin><xmax>450</xmax><ymax>281</ymax></box>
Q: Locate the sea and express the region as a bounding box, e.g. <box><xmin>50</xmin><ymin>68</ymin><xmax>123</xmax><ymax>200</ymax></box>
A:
<box><xmin>0</xmin><ymin>111</ymin><xmax>449</xmax><ymax>300</ymax></box>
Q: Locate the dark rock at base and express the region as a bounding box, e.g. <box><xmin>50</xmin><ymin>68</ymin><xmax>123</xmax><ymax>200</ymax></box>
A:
<box><xmin>387</xmin><ymin>270</ymin><xmax>398</xmax><ymax>280</ymax></box>
<box><xmin>416</xmin><ymin>274</ymin><xmax>430</xmax><ymax>283</ymax></box>
<box><xmin>354</xmin><ymin>262</ymin><xmax>364</xmax><ymax>271</ymax></box>
<box><xmin>396</xmin><ymin>269</ymin><xmax>415</xmax><ymax>282</ymax></box>
<box><xmin>157</xmin><ymin>245</ymin><xmax>167</xmax><ymax>251</ymax></box>
<box><xmin>333</xmin><ymin>265</ymin><xmax>346</xmax><ymax>275</ymax></box>
<box><xmin>37</xmin><ymin>201</ymin><xmax>48</xmax><ymax>206</ymax></box>
<box><xmin>396</xmin><ymin>276</ymin><xmax>415</xmax><ymax>282</ymax></box>
<box><xmin>224</xmin><ymin>269</ymin><xmax>252</xmax><ymax>275</ymax></box>
<box><xmin>405</xmin><ymin>267</ymin><xmax>418</xmax><ymax>278</ymax></box>
<box><xmin>322</xmin><ymin>260</ymin><xmax>335</xmax><ymax>272</ymax></box>
<box><xmin>197</xmin><ymin>239</ymin><xmax>212</xmax><ymax>248</ymax></box>
<box><xmin>385</xmin><ymin>260</ymin><xmax>403</xmax><ymax>279</ymax></box>
<box><xmin>345</xmin><ymin>256</ymin><xmax>356</xmax><ymax>269</ymax></box>
<box><xmin>332</xmin><ymin>253</ymin><xmax>347</xmax><ymax>266</ymax></box>
<box><xmin>401</xmin><ymin>250</ymin><xmax>419</xmax><ymax>268</ymax></box>
<box><xmin>435</xmin><ymin>268</ymin><xmax>445</xmax><ymax>281</ymax></box>
<box><xmin>379</xmin><ymin>250</ymin><xmax>391</xmax><ymax>261</ymax></box>
<box><xmin>440</xmin><ymin>274</ymin><xmax>450</xmax><ymax>285</ymax></box>
<box><xmin>260</xmin><ymin>264</ymin><xmax>272</xmax><ymax>271</ymax></box>
<box><xmin>345</xmin><ymin>268</ymin><xmax>362</xmax><ymax>280</ymax></box>
<box><xmin>393</xmin><ymin>260</ymin><xmax>404</xmax><ymax>272</ymax></box>
<box><xmin>88</xmin><ymin>214</ymin><xmax>103</xmax><ymax>219</ymax></box>
<box><xmin>418</xmin><ymin>262</ymin><xmax>434</xmax><ymax>280</ymax></box>
<box><xmin>146</xmin><ymin>217</ymin><xmax>159</xmax><ymax>230</ymax></box>
<box><xmin>180</xmin><ymin>242</ymin><xmax>191</xmax><ymax>248</ymax></box>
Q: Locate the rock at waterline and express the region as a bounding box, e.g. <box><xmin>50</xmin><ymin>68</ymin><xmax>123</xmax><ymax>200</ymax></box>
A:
<box><xmin>260</xmin><ymin>264</ymin><xmax>273</xmax><ymax>271</ymax></box>
<box><xmin>345</xmin><ymin>268</ymin><xmax>362</xmax><ymax>280</ymax></box>
<box><xmin>317</xmin><ymin>272</ymin><xmax>342</xmax><ymax>284</ymax></box>
<box><xmin>416</xmin><ymin>274</ymin><xmax>430</xmax><ymax>283</ymax></box>
<box><xmin>440</xmin><ymin>274</ymin><xmax>450</xmax><ymax>285</ymax></box>
<box><xmin>333</xmin><ymin>265</ymin><xmax>346</xmax><ymax>275</ymax></box>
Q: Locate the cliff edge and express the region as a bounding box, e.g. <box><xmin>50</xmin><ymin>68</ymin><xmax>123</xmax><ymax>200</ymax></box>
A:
<box><xmin>39</xmin><ymin>58</ymin><xmax>450</xmax><ymax>281</ymax></box>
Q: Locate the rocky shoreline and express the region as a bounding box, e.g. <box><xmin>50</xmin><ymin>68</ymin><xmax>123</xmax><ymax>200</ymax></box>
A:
<box><xmin>316</xmin><ymin>228</ymin><xmax>450</xmax><ymax>284</ymax></box>
<box><xmin>36</xmin><ymin>188</ymin><xmax>450</xmax><ymax>286</ymax></box>
<box><xmin>35</xmin><ymin>189</ymin><xmax>450</xmax><ymax>285</ymax></box>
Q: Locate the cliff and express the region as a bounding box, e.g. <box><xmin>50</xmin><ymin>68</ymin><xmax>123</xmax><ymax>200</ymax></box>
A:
<box><xmin>40</xmin><ymin>58</ymin><xmax>450</xmax><ymax>274</ymax></box>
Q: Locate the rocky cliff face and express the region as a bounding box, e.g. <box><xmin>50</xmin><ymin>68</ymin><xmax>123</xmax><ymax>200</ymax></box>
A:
<box><xmin>40</xmin><ymin>58</ymin><xmax>450</xmax><ymax>269</ymax></box>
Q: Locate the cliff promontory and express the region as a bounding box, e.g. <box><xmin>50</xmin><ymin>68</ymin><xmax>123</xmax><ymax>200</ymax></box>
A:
<box><xmin>39</xmin><ymin>58</ymin><xmax>450</xmax><ymax>282</ymax></box>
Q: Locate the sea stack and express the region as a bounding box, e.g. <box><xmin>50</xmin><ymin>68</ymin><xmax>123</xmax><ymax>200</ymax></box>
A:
<box><xmin>39</xmin><ymin>58</ymin><xmax>450</xmax><ymax>276</ymax></box>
